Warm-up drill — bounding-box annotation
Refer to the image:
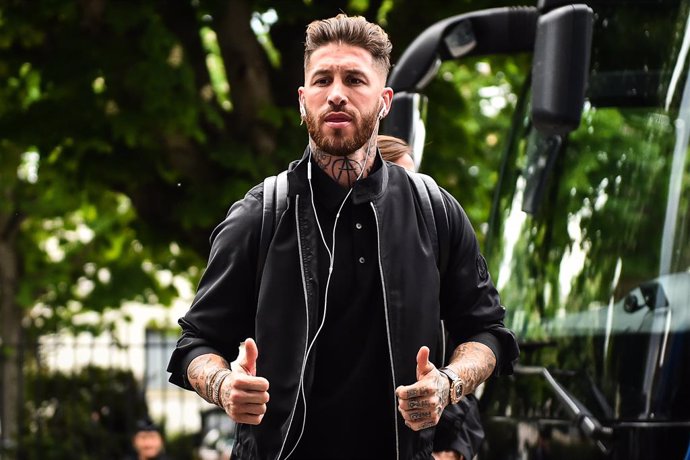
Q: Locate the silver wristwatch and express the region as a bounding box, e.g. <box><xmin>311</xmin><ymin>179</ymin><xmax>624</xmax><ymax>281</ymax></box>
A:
<box><xmin>438</xmin><ymin>366</ymin><xmax>465</xmax><ymax>404</ymax></box>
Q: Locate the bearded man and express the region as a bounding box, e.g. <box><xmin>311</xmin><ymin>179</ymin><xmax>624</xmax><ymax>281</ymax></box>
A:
<box><xmin>168</xmin><ymin>13</ymin><xmax>518</xmax><ymax>460</ymax></box>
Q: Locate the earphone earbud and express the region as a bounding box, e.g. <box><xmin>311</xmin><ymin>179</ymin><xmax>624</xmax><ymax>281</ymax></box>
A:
<box><xmin>299</xmin><ymin>99</ymin><xmax>306</xmax><ymax>118</ymax></box>
<box><xmin>378</xmin><ymin>98</ymin><xmax>387</xmax><ymax>120</ymax></box>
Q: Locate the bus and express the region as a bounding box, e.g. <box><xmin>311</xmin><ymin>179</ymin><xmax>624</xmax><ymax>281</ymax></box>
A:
<box><xmin>383</xmin><ymin>1</ymin><xmax>690</xmax><ymax>458</ymax></box>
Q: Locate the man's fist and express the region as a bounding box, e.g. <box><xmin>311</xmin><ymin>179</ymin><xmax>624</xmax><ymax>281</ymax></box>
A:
<box><xmin>395</xmin><ymin>346</ymin><xmax>450</xmax><ymax>431</ymax></box>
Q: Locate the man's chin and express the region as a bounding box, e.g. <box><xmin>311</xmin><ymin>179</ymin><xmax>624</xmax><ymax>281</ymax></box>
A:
<box><xmin>320</xmin><ymin>142</ymin><xmax>363</xmax><ymax>156</ymax></box>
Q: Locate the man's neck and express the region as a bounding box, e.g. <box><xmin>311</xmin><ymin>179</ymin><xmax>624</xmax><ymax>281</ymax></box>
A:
<box><xmin>309</xmin><ymin>141</ymin><xmax>377</xmax><ymax>188</ymax></box>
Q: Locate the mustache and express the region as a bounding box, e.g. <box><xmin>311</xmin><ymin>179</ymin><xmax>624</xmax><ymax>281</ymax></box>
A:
<box><xmin>321</xmin><ymin>107</ymin><xmax>356</xmax><ymax>119</ymax></box>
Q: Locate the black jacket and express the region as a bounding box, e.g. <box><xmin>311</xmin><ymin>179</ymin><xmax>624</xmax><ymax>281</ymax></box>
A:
<box><xmin>167</xmin><ymin>149</ymin><xmax>519</xmax><ymax>460</ymax></box>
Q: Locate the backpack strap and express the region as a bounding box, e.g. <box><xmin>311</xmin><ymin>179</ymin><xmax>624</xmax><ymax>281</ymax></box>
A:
<box><xmin>275</xmin><ymin>170</ymin><xmax>289</xmax><ymax>222</ymax></box>
<box><xmin>407</xmin><ymin>171</ymin><xmax>440</xmax><ymax>267</ymax></box>
<box><xmin>257</xmin><ymin>175</ymin><xmax>277</xmax><ymax>293</ymax></box>
<box><xmin>256</xmin><ymin>170</ymin><xmax>289</xmax><ymax>296</ymax></box>
<box><xmin>406</xmin><ymin>171</ymin><xmax>450</xmax><ymax>277</ymax></box>
<box><xmin>407</xmin><ymin>171</ymin><xmax>452</xmax><ymax>367</ymax></box>
<box><xmin>418</xmin><ymin>173</ymin><xmax>450</xmax><ymax>277</ymax></box>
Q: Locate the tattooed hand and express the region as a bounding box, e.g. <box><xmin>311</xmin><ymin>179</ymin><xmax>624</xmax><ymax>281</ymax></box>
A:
<box><xmin>395</xmin><ymin>346</ymin><xmax>449</xmax><ymax>431</ymax></box>
<box><xmin>187</xmin><ymin>338</ymin><xmax>270</xmax><ymax>425</ymax></box>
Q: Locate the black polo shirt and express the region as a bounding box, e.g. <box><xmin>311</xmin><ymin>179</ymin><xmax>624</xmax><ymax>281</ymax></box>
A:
<box><xmin>289</xmin><ymin>156</ymin><xmax>396</xmax><ymax>459</ymax></box>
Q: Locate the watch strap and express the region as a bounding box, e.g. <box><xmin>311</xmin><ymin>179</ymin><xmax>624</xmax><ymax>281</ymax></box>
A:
<box><xmin>439</xmin><ymin>366</ymin><xmax>464</xmax><ymax>403</ymax></box>
<box><xmin>439</xmin><ymin>366</ymin><xmax>459</xmax><ymax>382</ymax></box>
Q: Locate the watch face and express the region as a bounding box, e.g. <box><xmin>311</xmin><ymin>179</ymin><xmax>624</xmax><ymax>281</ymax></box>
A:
<box><xmin>452</xmin><ymin>381</ymin><xmax>463</xmax><ymax>402</ymax></box>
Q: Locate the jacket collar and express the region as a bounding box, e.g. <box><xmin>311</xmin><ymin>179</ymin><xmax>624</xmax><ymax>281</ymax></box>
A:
<box><xmin>287</xmin><ymin>146</ymin><xmax>389</xmax><ymax>206</ymax></box>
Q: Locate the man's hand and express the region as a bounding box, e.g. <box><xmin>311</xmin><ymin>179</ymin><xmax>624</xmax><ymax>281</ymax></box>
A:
<box><xmin>220</xmin><ymin>338</ymin><xmax>270</xmax><ymax>425</ymax></box>
<box><xmin>395</xmin><ymin>346</ymin><xmax>449</xmax><ymax>431</ymax></box>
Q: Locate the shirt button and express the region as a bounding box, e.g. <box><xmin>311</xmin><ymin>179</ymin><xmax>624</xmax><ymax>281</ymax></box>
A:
<box><xmin>355</xmin><ymin>223</ymin><xmax>363</xmax><ymax>230</ymax></box>
<box><xmin>358</xmin><ymin>257</ymin><xmax>366</xmax><ymax>264</ymax></box>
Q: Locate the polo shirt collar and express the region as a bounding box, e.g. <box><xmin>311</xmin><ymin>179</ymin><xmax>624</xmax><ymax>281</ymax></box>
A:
<box><xmin>287</xmin><ymin>146</ymin><xmax>389</xmax><ymax>207</ymax></box>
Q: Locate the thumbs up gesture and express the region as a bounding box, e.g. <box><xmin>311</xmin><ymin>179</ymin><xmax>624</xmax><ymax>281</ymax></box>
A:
<box><xmin>395</xmin><ymin>346</ymin><xmax>450</xmax><ymax>431</ymax></box>
<box><xmin>231</xmin><ymin>338</ymin><xmax>259</xmax><ymax>375</ymax></box>
<box><xmin>221</xmin><ymin>338</ymin><xmax>270</xmax><ymax>425</ymax></box>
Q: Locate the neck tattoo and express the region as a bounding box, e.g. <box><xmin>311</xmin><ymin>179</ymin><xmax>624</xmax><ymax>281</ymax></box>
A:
<box><xmin>310</xmin><ymin>143</ymin><xmax>376</xmax><ymax>189</ymax></box>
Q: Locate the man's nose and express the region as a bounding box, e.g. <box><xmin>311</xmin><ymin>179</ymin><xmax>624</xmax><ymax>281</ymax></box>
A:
<box><xmin>327</xmin><ymin>82</ymin><xmax>348</xmax><ymax>108</ymax></box>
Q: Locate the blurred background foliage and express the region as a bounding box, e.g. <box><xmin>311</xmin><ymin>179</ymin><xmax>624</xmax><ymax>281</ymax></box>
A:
<box><xmin>0</xmin><ymin>0</ymin><xmax>526</xmax><ymax>454</ymax></box>
<box><xmin>0</xmin><ymin>0</ymin><xmax>525</xmax><ymax>339</ymax></box>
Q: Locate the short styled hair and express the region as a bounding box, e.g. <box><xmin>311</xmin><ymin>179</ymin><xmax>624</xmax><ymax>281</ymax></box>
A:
<box><xmin>304</xmin><ymin>14</ymin><xmax>392</xmax><ymax>76</ymax></box>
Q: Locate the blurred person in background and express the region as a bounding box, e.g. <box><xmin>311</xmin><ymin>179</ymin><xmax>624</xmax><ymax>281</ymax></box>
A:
<box><xmin>377</xmin><ymin>134</ymin><xmax>416</xmax><ymax>171</ymax></box>
<box><xmin>123</xmin><ymin>419</ymin><xmax>169</xmax><ymax>460</ymax></box>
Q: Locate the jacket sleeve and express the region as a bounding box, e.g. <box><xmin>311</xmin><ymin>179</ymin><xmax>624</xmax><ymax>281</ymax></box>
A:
<box><xmin>167</xmin><ymin>186</ymin><xmax>263</xmax><ymax>390</ymax></box>
<box><xmin>432</xmin><ymin>394</ymin><xmax>485</xmax><ymax>458</ymax></box>
<box><xmin>439</xmin><ymin>188</ymin><xmax>519</xmax><ymax>376</ymax></box>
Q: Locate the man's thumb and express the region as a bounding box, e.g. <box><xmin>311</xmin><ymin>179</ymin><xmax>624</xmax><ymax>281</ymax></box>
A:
<box><xmin>416</xmin><ymin>346</ymin><xmax>435</xmax><ymax>380</ymax></box>
<box><xmin>239</xmin><ymin>338</ymin><xmax>259</xmax><ymax>376</ymax></box>
<box><xmin>230</xmin><ymin>339</ymin><xmax>259</xmax><ymax>376</ymax></box>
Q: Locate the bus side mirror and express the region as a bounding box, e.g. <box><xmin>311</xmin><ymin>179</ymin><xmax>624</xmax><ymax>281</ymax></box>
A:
<box><xmin>531</xmin><ymin>4</ymin><xmax>593</xmax><ymax>135</ymax></box>
<box><xmin>382</xmin><ymin>92</ymin><xmax>428</xmax><ymax>171</ymax></box>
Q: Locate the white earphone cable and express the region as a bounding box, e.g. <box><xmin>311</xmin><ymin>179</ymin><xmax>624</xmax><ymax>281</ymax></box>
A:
<box><xmin>279</xmin><ymin>103</ymin><xmax>383</xmax><ymax>460</ymax></box>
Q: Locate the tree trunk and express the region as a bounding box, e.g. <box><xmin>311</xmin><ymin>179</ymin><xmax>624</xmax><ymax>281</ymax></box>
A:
<box><xmin>0</xmin><ymin>219</ymin><xmax>22</xmax><ymax>454</ymax></box>
<box><xmin>215</xmin><ymin>0</ymin><xmax>276</xmax><ymax>156</ymax></box>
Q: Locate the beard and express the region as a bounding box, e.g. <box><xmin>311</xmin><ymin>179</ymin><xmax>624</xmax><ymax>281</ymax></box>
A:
<box><xmin>305</xmin><ymin>105</ymin><xmax>378</xmax><ymax>157</ymax></box>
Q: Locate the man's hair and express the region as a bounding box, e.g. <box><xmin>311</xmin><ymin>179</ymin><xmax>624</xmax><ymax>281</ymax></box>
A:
<box><xmin>304</xmin><ymin>14</ymin><xmax>392</xmax><ymax>75</ymax></box>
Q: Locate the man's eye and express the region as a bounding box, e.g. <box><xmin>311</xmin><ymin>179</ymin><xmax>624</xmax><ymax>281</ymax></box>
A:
<box><xmin>314</xmin><ymin>78</ymin><xmax>330</xmax><ymax>85</ymax></box>
<box><xmin>348</xmin><ymin>77</ymin><xmax>363</xmax><ymax>85</ymax></box>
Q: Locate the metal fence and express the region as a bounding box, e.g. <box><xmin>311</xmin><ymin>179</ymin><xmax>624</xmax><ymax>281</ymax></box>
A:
<box><xmin>0</xmin><ymin>333</ymin><xmax>212</xmax><ymax>460</ymax></box>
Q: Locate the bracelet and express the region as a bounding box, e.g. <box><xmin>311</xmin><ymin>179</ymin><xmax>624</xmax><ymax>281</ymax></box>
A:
<box><xmin>214</xmin><ymin>370</ymin><xmax>233</xmax><ymax>407</ymax></box>
<box><xmin>210</xmin><ymin>369</ymin><xmax>232</xmax><ymax>407</ymax></box>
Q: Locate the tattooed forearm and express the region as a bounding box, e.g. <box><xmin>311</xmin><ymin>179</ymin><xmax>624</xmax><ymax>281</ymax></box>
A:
<box><xmin>187</xmin><ymin>353</ymin><xmax>230</xmax><ymax>405</ymax></box>
<box><xmin>448</xmin><ymin>341</ymin><xmax>496</xmax><ymax>395</ymax></box>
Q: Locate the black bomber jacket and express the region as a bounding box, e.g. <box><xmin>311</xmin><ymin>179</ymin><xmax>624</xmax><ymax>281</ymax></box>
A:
<box><xmin>167</xmin><ymin>148</ymin><xmax>519</xmax><ymax>460</ymax></box>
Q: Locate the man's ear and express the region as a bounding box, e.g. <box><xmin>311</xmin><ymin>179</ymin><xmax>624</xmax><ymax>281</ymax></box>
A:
<box><xmin>380</xmin><ymin>87</ymin><xmax>394</xmax><ymax>118</ymax></box>
<box><xmin>298</xmin><ymin>87</ymin><xmax>306</xmax><ymax>119</ymax></box>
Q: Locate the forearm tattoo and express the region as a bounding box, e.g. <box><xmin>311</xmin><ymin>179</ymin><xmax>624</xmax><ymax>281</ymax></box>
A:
<box><xmin>449</xmin><ymin>341</ymin><xmax>497</xmax><ymax>395</ymax></box>
<box><xmin>187</xmin><ymin>353</ymin><xmax>231</xmax><ymax>405</ymax></box>
<box><xmin>311</xmin><ymin>147</ymin><xmax>375</xmax><ymax>188</ymax></box>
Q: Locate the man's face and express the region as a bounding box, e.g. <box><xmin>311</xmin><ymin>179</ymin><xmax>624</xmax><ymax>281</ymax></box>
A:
<box><xmin>299</xmin><ymin>43</ymin><xmax>393</xmax><ymax>156</ymax></box>
<box><xmin>133</xmin><ymin>430</ymin><xmax>163</xmax><ymax>459</ymax></box>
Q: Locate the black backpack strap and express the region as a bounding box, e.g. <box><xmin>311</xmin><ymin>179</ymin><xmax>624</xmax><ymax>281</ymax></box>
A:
<box><xmin>407</xmin><ymin>171</ymin><xmax>452</xmax><ymax>368</ymax></box>
<box><xmin>418</xmin><ymin>173</ymin><xmax>450</xmax><ymax>277</ymax></box>
<box><xmin>275</xmin><ymin>170</ymin><xmax>289</xmax><ymax>223</ymax></box>
<box><xmin>408</xmin><ymin>171</ymin><xmax>440</xmax><ymax>267</ymax></box>
<box><xmin>256</xmin><ymin>170</ymin><xmax>290</xmax><ymax>297</ymax></box>
<box><xmin>408</xmin><ymin>170</ymin><xmax>451</xmax><ymax>276</ymax></box>
<box><xmin>257</xmin><ymin>175</ymin><xmax>277</xmax><ymax>293</ymax></box>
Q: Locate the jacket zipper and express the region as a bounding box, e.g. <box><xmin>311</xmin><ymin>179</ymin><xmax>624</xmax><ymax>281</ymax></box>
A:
<box><xmin>370</xmin><ymin>202</ymin><xmax>400</xmax><ymax>460</ymax></box>
<box><xmin>276</xmin><ymin>195</ymin><xmax>311</xmax><ymax>460</ymax></box>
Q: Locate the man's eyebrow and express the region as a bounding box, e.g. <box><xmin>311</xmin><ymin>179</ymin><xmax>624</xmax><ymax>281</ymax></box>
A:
<box><xmin>345</xmin><ymin>69</ymin><xmax>368</xmax><ymax>79</ymax></box>
<box><xmin>309</xmin><ymin>67</ymin><xmax>368</xmax><ymax>78</ymax></box>
<box><xmin>310</xmin><ymin>68</ymin><xmax>332</xmax><ymax>78</ymax></box>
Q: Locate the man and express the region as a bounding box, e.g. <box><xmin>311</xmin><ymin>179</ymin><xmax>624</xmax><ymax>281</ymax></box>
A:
<box><xmin>167</xmin><ymin>14</ymin><xmax>519</xmax><ymax>460</ymax></box>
